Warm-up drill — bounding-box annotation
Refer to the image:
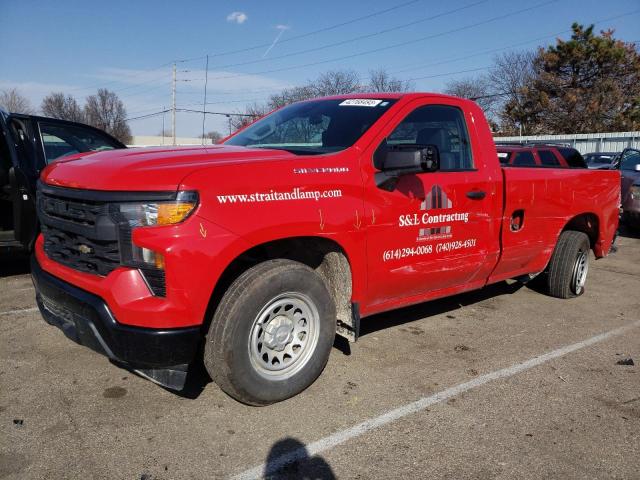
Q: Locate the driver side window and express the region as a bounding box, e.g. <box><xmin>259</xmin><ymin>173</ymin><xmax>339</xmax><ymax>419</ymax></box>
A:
<box><xmin>620</xmin><ymin>149</ymin><xmax>640</xmax><ymax>171</ymax></box>
<box><xmin>387</xmin><ymin>105</ymin><xmax>474</xmax><ymax>170</ymax></box>
<box><xmin>38</xmin><ymin>122</ymin><xmax>121</xmax><ymax>164</ymax></box>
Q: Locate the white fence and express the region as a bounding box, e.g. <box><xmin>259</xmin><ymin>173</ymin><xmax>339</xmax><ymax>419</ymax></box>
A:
<box><xmin>129</xmin><ymin>135</ymin><xmax>213</xmax><ymax>147</ymax></box>
<box><xmin>493</xmin><ymin>131</ymin><xmax>640</xmax><ymax>155</ymax></box>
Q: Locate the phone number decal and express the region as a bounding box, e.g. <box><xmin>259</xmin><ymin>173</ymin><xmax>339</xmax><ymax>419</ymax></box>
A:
<box><xmin>435</xmin><ymin>238</ymin><xmax>477</xmax><ymax>253</ymax></box>
<box><xmin>383</xmin><ymin>245</ymin><xmax>433</xmax><ymax>261</ymax></box>
<box><xmin>383</xmin><ymin>239</ymin><xmax>477</xmax><ymax>262</ymax></box>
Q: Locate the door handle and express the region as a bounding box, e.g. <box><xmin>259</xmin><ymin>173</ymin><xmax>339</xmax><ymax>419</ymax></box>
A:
<box><xmin>466</xmin><ymin>190</ymin><xmax>486</xmax><ymax>200</ymax></box>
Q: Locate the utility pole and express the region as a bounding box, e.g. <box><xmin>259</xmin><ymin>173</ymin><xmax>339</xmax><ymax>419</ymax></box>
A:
<box><xmin>161</xmin><ymin>106</ymin><xmax>165</xmax><ymax>145</ymax></box>
<box><xmin>172</xmin><ymin>63</ymin><xmax>177</xmax><ymax>146</ymax></box>
<box><xmin>202</xmin><ymin>55</ymin><xmax>209</xmax><ymax>144</ymax></box>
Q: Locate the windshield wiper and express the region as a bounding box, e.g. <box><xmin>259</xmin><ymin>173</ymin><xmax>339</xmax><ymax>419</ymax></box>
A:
<box><xmin>249</xmin><ymin>146</ymin><xmax>324</xmax><ymax>155</ymax></box>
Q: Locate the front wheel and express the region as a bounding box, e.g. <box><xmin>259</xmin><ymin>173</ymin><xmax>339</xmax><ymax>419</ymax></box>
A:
<box><xmin>546</xmin><ymin>230</ymin><xmax>591</xmax><ymax>299</ymax></box>
<box><xmin>204</xmin><ymin>259</ymin><xmax>336</xmax><ymax>405</ymax></box>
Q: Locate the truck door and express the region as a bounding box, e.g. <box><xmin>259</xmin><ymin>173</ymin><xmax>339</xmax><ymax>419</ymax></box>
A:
<box><xmin>1</xmin><ymin>115</ymin><xmax>39</xmax><ymax>250</ymax></box>
<box><xmin>0</xmin><ymin>114</ymin><xmax>18</xmax><ymax>246</ymax></box>
<box><xmin>363</xmin><ymin>100</ymin><xmax>501</xmax><ymax>308</ymax></box>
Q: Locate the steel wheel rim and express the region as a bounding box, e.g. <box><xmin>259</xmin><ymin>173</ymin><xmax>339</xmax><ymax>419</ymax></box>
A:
<box><xmin>248</xmin><ymin>292</ymin><xmax>320</xmax><ymax>380</ymax></box>
<box><xmin>572</xmin><ymin>250</ymin><xmax>589</xmax><ymax>295</ymax></box>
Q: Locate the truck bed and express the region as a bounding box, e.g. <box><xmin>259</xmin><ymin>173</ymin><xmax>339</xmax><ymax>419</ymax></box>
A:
<box><xmin>489</xmin><ymin>166</ymin><xmax>620</xmax><ymax>284</ymax></box>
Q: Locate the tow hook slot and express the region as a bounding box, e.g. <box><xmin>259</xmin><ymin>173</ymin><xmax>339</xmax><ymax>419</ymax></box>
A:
<box><xmin>510</xmin><ymin>210</ymin><xmax>525</xmax><ymax>232</ymax></box>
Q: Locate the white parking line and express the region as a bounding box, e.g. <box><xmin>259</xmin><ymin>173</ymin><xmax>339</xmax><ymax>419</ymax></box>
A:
<box><xmin>233</xmin><ymin>320</ymin><xmax>640</xmax><ymax>480</ymax></box>
<box><xmin>0</xmin><ymin>307</ymin><xmax>38</xmax><ymax>316</ymax></box>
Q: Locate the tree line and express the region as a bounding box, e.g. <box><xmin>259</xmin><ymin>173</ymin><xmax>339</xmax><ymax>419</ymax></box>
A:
<box><xmin>0</xmin><ymin>88</ymin><xmax>132</xmax><ymax>144</ymax></box>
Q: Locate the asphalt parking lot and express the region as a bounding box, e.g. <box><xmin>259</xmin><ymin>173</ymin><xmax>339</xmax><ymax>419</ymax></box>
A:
<box><xmin>1</xmin><ymin>230</ymin><xmax>639</xmax><ymax>480</ymax></box>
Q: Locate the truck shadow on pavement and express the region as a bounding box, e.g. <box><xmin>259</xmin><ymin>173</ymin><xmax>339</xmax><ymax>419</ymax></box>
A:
<box><xmin>173</xmin><ymin>280</ymin><xmax>525</xmax><ymax>400</ymax></box>
<box><xmin>262</xmin><ymin>437</ymin><xmax>336</xmax><ymax>480</ymax></box>
<box><xmin>359</xmin><ymin>280</ymin><xmax>524</xmax><ymax>338</ymax></box>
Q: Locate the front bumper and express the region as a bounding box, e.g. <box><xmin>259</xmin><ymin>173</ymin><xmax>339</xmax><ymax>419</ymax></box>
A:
<box><xmin>31</xmin><ymin>255</ymin><xmax>202</xmax><ymax>390</ymax></box>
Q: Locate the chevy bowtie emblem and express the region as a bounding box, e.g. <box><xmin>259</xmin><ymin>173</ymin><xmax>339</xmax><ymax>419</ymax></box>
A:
<box><xmin>77</xmin><ymin>244</ymin><xmax>92</xmax><ymax>254</ymax></box>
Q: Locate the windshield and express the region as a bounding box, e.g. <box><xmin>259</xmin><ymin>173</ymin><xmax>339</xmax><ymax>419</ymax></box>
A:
<box><xmin>224</xmin><ymin>98</ymin><xmax>396</xmax><ymax>155</ymax></box>
<box><xmin>586</xmin><ymin>154</ymin><xmax>613</xmax><ymax>164</ymax></box>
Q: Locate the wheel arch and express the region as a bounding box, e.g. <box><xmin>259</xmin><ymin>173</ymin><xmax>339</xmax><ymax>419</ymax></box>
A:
<box><xmin>202</xmin><ymin>235</ymin><xmax>356</xmax><ymax>340</ymax></box>
<box><xmin>561</xmin><ymin>212</ymin><xmax>600</xmax><ymax>250</ymax></box>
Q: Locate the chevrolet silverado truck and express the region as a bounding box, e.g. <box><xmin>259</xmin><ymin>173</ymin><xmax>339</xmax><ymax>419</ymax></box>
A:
<box><xmin>31</xmin><ymin>93</ymin><xmax>620</xmax><ymax>405</ymax></box>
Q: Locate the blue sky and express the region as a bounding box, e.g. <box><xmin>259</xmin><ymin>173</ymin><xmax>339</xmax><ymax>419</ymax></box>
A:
<box><xmin>1</xmin><ymin>0</ymin><xmax>638</xmax><ymax>137</ymax></box>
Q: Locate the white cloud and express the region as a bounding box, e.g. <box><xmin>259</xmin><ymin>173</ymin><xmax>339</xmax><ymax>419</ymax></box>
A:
<box><xmin>275</xmin><ymin>24</ymin><xmax>290</xmax><ymax>31</ymax></box>
<box><xmin>226</xmin><ymin>11</ymin><xmax>248</xmax><ymax>24</ymax></box>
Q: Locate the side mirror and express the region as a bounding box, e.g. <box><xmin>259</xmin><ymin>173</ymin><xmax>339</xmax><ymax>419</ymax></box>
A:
<box><xmin>374</xmin><ymin>140</ymin><xmax>440</xmax><ymax>191</ymax></box>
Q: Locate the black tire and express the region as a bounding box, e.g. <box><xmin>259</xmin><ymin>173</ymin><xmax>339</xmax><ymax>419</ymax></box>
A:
<box><xmin>204</xmin><ymin>259</ymin><xmax>336</xmax><ymax>406</ymax></box>
<box><xmin>546</xmin><ymin>230</ymin><xmax>591</xmax><ymax>299</ymax></box>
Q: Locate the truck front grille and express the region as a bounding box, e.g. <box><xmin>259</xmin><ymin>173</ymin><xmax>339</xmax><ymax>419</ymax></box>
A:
<box><xmin>37</xmin><ymin>183</ymin><xmax>169</xmax><ymax>296</ymax></box>
<box><xmin>40</xmin><ymin>224</ymin><xmax>120</xmax><ymax>276</ymax></box>
<box><xmin>38</xmin><ymin>188</ymin><xmax>121</xmax><ymax>276</ymax></box>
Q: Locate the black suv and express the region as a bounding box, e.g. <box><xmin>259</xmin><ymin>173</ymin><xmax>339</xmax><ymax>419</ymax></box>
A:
<box><xmin>0</xmin><ymin>110</ymin><xmax>125</xmax><ymax>253</ymax></box>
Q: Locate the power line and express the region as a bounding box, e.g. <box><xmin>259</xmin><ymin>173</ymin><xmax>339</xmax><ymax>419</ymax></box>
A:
<box><xmin>130</xmin><ymin>9</ymin><xmax>638</xmax><ymax>111</ymax></box>
<box><xmin>205</xmin><ymin>0</ymin><xmax>559</xmax><ymax>81</ymax></box>
<box><xmin>112</xmin><ymin>7</ymin><xmax>640</xmax><ymax>105</ymax></box>
<box><xmin>177</xmin><ymin>108</ymin><xmax>255</xmax><ymax>117</ymax></box>
<box><xmin>207</xmin><ymin>0</ymin><xmax>488</xmax><ymax>70</ymax></box>
<box><xmin>124</xmin><ymin>110</ymin><xmax>171</xmax><ymax>122</ymax></box>
<box><xmin>177</xmin><ymin>0</ymin><xmax>426</xmax><ymax>63</ymax></box>
<box><xmin>119</xmin><ymin>8</ymin><xmax>640</xmax><ymax>131</ymax></box>
<box><xmin>66</xmin><ymin>0</ymin><xmax>425</xmax><ymax>94</ymax></box>
<box><xmin>124</xmin><ymin>108</ymin><xmax>255</xmax><ymax>123</ymax></box>
<box><xmin>392</xmin><ymin>9</ymin><xmax>640</xmax><ymax>76</ymax></box>
<box><xmin>68</xmin><ymin>64</ymin><xmax>174</xmax><ymax>93</ymax></box>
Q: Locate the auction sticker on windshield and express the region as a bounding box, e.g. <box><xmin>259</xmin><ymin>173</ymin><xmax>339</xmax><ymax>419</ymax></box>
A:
<box><xmin>339</xmin><ymin>99</ymin><xmax>383</xmax><ymax>107</ymax></box>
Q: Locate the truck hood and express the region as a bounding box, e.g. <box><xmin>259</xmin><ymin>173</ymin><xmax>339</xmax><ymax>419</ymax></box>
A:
<box><xmin>41</xmin><ymin>145</ymin><xmax>297</xmax><ymax>191</ymax></box>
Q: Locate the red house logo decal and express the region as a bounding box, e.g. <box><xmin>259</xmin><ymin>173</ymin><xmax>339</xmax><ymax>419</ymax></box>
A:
<box><xmin>419</xmin><ymin>185</ymin><xmax>453</xmax><ymax>238</ymax></box>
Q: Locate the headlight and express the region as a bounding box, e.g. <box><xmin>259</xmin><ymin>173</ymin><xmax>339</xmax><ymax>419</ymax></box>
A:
<box><xmin>631</xmin><ymin>185</ymin><xmax>640</xmax><ymax>200</ymax></box>
<box><xmin>115</xmin><ymin>191</ymin><xmax>198</xmax><ymax>281</ymax></box>
<box><xmin>117</xmin><ymin>191</ymin><xmax>198</xmax><ymax>227</ymax></box>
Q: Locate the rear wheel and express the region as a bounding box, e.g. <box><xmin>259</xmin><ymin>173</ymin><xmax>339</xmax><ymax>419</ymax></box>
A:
<box><xmin>547</xmin><ymin>230</ymin><xmax>591</xmax><ymax>299</ymax></box>
<box><xmin>204</xmin><ymin>259</ymin><xmax>336</xmax><ymax>405</ymax></box>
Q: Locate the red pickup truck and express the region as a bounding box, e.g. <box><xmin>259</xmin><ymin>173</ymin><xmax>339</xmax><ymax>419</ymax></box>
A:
<box><xmin>31</xmin><ymin>93</ymin><xmax>620</xmax><ymax>405</ymax></box>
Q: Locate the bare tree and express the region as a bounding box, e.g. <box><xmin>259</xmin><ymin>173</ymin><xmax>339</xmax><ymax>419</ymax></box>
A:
<box><xmin>41</xmin><ymin>92</ymin><xmax>84</xmax><ymax>122</ymax></box>
<box><xmin>269</xmin><ymin>85</ymin><xmax>316</xmax><ymax>109</ymax></box>
<box><xmin>202</xmin><ymin>130</ymin><xmax>224</xmax><ymax>143</ymax></box>
<box><xmin>486</xmin><ymin>51</ymin><xmax>536</xmax><ymax>134</ymax></box>
<box><xmin>0</xmin><ymin>88</ymin><xmax>35</xmax><ymax>114</ymax></box>
<box><xmin>229</xmin><ymin>103</ymin><xmax>268</xmax><ymax>132</ymax></box>
<box><xmin>444</xmin><ymin>76</ymin><xmax>498</xmax><ymax>127</ymax></box>
<box><xmin>367</xmin><ymin>68</ymin><xmax>413</xmax><ymax>92</ymax></box>
<box><xmin>84</xmin><ymin>89</ymin><xmax>131</xmax><ymax>144</ymax></box>
<box><xmin>229</xmin><ymin>68</ymin><xmax>410</xmax><ymax>134</ymax></box>
<box><xmin>311</xmin><ymin>69</ymin><xmax>362</xmax><ymax>96</ymax></box>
